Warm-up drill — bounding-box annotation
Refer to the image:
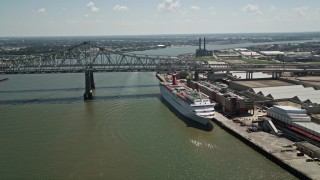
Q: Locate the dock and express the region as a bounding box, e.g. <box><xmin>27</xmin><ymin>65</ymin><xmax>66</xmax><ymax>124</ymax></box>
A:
<box><xmin>157</xmin><ymin>73</ymin><xmax>320</xmax><ymax>179</ymax></box>
<box><xmin>214</xmin><ymin>112</ymin><xmax>320</xmax><ymax>180</ymax></box>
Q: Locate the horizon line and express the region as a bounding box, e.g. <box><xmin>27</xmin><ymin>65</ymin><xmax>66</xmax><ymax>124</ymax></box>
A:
<box><xmin>1</xmin><ymin>31</ymin><xmax>320</xmax><ymax>38</ymax></box>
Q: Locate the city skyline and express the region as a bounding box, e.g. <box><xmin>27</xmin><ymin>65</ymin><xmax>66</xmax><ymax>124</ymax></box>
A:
<box><xmin>1</xmin><ymin>0</ymin><xmax>320</xmax><ymax>36</ymax></box>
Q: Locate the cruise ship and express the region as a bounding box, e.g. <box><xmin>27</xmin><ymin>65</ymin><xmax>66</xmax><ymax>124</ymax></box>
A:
<box><xmin>159</xmin><ymin>74</ymin><xmax>215</xmax><ymax>125</ymax></box>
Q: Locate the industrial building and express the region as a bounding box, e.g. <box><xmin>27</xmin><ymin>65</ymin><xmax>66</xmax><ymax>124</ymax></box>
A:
<box><xmin>195</xmin><ymin>38</ymin><xmax>213</xmax><ymax>57</ymax></box>
<box><xmin>267</xmin><ymin>106</ymin><xmax>320</xmax><ymax>145</ymax></box>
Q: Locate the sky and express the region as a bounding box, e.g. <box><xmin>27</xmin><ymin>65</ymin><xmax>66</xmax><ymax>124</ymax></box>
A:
<box><xmin>1</xmin><ymin>0</ymin><xmax>320</xmax><ymax>36</ymax></box>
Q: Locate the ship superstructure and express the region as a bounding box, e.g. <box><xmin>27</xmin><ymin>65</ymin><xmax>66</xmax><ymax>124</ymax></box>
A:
<box><xmin>160</xmin><ymin>74</ymin><xmax>215</xmax><ymax>125</ymax></box>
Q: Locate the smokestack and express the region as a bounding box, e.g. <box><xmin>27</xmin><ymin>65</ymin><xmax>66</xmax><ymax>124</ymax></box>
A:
<box><xmin>199</xmin><ymin>38</ymin><xmax>201</xmax><ymax>50</ymax></box>
<box><xmin>204</xmin><ymin>37</ymin><xmax>206</xmax><ymax>50</ymax></box>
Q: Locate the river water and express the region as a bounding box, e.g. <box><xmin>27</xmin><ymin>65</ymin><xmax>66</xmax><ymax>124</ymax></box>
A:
<box><xmin>0</xmin><ymin>42</ymin><xmax>302</xmax><ymax>179</ymax></box>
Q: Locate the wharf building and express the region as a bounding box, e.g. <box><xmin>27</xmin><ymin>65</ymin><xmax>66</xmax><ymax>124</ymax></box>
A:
<box><xmin>195</xmin><ymin>38</ymin><xmax>213</xmax><ymax>57</ymax></box>
<box><xmin>229</xmin><ymin>79</ymin><xmax>320</xmax><ymax>114</ymax></box>
<box><xmin>187</xmin><ymin>80</ymin><xmax>254</xmax><ymax>117</ymax></box>
<box><xmin>267</xmin><ymin>106</ymin><xmax>320</xmax><ymax>147</ymax></box>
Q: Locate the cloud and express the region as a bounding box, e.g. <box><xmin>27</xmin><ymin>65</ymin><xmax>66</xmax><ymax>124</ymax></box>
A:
<box><xmin>113</xmin><ymin>5</ymin><xmax>128</xmax><ymax>11</ymax></box>
<box><xmin>174</xmin><ymin>19</ymin><xmax>194</xmax><ymax>23</ymax></box>
<box><xmin>66</xmin><ymin>20</ymin><xmax>78</xmax><ymax>24</ymax></box>
<box><xmin>84</xmin><ymin>14</ymin><xmax>89</xmax><ymax>18</ymax></box>
<box><xmin>292</xmin><ymin>6</ymin><xmax>309</xmax><ymax>17</ymax></box>
<box><xmin>190</xmin><ymin>6</ymin><xmax>200</xmax><ymax>11</ymax></box>
<box><xmin>34</xmin><ymin>8</ymin><xmax>46</xmax><ymax>14</ymax></box>
<box><xmin>209</xmin><ymin>6</ymin><xmax>215</xmax><ymax>15</ymax></box>
<box><xmin>242</xmin><ymin>4</ymin><xmax>262</xmax><ymax>14</ymax></box>
<box><xmin>157</xmin><ymin>0</ymin><xmax>180</xmax><ymax>12</ymax></box>
<box><xmin>87</xmin><ymin>2</ymin><xmax>99</xmax><ymax>12</ymax></box>
<box><xmin>269</xmin><ymin>5</ymin><xmax>276</xmax><ymax>11</ymax></box>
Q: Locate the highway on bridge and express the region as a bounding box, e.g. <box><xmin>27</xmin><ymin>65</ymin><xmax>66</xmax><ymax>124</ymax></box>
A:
<box><xmin>1</xmin><ymin>42</ymin><xmax>320</xmax><ymax>100</ymax></box>
<box><xmin>1</xmin><ymin>42</ymin><xmax>320</xmax><ymax>74</ymax></box>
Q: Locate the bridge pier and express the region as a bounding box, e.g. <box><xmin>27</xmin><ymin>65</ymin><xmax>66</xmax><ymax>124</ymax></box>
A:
<box><xmin>272</xmin><ymin>72</ymin><xmax>275</xmax><ymax>79</ymax></box>
<box><xmin>90</xmin><ymin>71</ymin><xmax>95</xmax><ymax>89</ymax></box>
<box><xmin>272</xmin><ymin>72</ymin><xmax>281</xmax><ymax>79</ymax></box>
<box><xmin>84</xmin><ymin>71</ymin><xmax>94</xmax><ymax>100</ymax></box>
<box><xmin>246</xmin><ymin>72</ymin><xmax>253</xmax><ymax>79</ymax></box>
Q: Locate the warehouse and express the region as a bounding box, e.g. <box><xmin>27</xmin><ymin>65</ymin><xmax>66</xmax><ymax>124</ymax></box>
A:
<box><xmin>267</xmin><ymin>106</ymin><xmax>311</xmax><ymax>123</ymax></box>
<box><xmin>266</xmin><ymin>90</ymin><xmax>320</xmax><ymax>100</ymax></box>
<box><xmin>251</xmin><ymin>85</ymin><xmax>305</xmax><ymax>95</ymax></box>
<box><xmin>267</xmin><ymin>106</ymin><xmax>320</xmax><ymax>143</ymax></box>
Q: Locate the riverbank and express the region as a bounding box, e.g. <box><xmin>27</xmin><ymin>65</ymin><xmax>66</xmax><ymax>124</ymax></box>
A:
<box><xmin>213</xmin><ymin>113</ymin><xmax>320</xmax><ymax>180</ymax></box>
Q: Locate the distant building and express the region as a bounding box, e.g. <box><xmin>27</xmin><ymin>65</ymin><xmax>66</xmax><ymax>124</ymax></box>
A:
<box><xmin>284</xmin><ymin>52</ymin><xmax>313</xmax><ymax>62</ymax></box>
<box><xmin>260</xmin><ymin>51</ymin><xmax>285</xmax><ymax>56</ymax></box>
<box><xmin>157</xmin><ymin>44</ymin><xmax>166</xmax><ymax>48</ymax></box>
<box><xmin>234</xmin><ymin>48</ymin><xmax>248</xmax><ymax>51</ymax></box>
<box><xmin>240</xmin><ymin>51</ymin><xmax>261</xmax><ymax>57</ymax></box>
<box><xmin>196</xmin><ymin>38</ymin><xmax>213</xmax><ymax>57</ymax></box>
<box><xmin>214</xmin><ymin>49</ymin><xmax>240</xmax><ymax>58</ymax></box>
<box><xmin>234</xmin><ymin>48</ymin><xmax>261</xmax><ymax>58</ymax></box>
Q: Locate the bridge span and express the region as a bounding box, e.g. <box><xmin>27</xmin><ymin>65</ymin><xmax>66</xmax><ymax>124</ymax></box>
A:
<box><xmin>1</xmin><ymin>42</ymin><xmax>320</xmax><ymax>99</ymax></box>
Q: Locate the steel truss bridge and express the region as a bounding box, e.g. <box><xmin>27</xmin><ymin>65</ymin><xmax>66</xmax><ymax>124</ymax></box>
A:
<box><xmin>1</xmin><ymin>42</ymin><xmax>320</xmax><ymax>74</ymax></box>
<box><xmin>1</xmin><ymin>42</ymin><xmax>320</xmax><ymax>99</ymax></box>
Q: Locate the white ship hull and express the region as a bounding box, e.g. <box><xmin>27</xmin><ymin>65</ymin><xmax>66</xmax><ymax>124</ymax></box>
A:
<box><xmin>160</xmin><ymin>84</ymin><xmax>212</xmax><ymax>125</ymax></box>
